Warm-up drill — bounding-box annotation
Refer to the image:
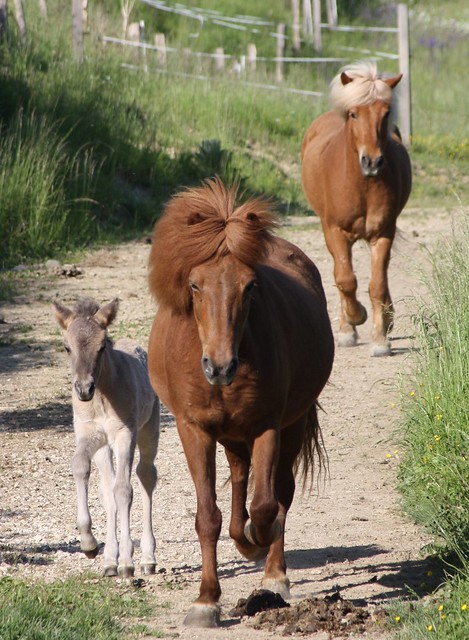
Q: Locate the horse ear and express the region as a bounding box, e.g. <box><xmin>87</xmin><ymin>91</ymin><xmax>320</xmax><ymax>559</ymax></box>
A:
<box><xmin>94</xmin><ymin>298</ymin><xmax>119</xmax><ymax>328</ymax></box>
<box><xmin>53</xmin><ymin>302</ymin><xmax>73</xmax><ymax>329</ymax></box>
<box><xmin>340</xmin><ymin>71</ymin><xmax>353</xmax><ymax>86</ymax></box>
<box><xmin>385</xmin><ymin>73</ymin><xmax>403</xmax><ymax>89</ymax></box>
<box><xmin>188</xmin><ymin>212</ymin><xmax>203</xmax><ymax>226</ymax></box>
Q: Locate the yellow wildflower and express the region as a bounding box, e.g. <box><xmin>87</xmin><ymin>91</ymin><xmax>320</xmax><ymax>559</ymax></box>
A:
<box><xmin>438</xmin><ymin>605</ymin><xmax>444</xmax><ymax>612</ymax></box>
<box><xmin>427</xmin><ymin>624</ymin><xmax>433</xmax><ymax>631</ymax></box>
<box><xmin>461</xmin><ymin>603</ymin><xmax>467</xmax><ymax>611</ymax></box>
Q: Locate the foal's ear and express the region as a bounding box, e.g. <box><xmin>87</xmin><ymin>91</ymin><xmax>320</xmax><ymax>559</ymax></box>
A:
<box><xmin>53</xmin><ymin>302</ymin><xmax>73</xmax><ymax>329</ymax></box>
<box><xmin>94</xmin><ymin>298</ymin><xmax>119</xmax><ymax>328</ymax></box>
<box><xmin>340</xmin><ymin>71</ymin><xmax>354</xmax><ymax>86</ymax></box>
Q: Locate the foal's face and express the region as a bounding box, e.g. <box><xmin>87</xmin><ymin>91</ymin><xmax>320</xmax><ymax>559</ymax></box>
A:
<box><xmin>63</xmin><ymin>318</ymin><xmax>107</xmax><ymax>401</ymax></box>
<box><xmin>347</xmin><ymin>100</ymin><xmax>391</xmax><ymax>177</ymax></box>
<box><xmin>189</xmin><ymin>256</ymin><xmax>256</xmax><ymax>386</ymax></box>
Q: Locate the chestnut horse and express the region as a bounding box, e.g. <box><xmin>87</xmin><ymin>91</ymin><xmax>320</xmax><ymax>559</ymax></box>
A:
<box><xmin>301</xmin><ymin>61</ymin><xmax>412</xmax><ymax>356</ymax></box>
<box><xmin>148</xmin><ymin>178</ymin><xmax>334</xmax><ymax>627</ymax></box>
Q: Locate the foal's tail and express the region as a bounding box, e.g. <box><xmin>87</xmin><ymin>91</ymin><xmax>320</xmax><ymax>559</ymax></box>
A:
<box><xmin>294</xmin><ymin>402</ymin><xmax>328</xmax><ymax>493</ymax></box>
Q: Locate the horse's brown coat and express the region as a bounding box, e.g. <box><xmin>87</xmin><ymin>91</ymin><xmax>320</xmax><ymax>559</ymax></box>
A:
<box><xmin>301</xmin><ymin>61</ymin><xmax>412</xmax><ymax>356</ymax></box>
<box><xmin>147</xmin><ymin>178</ymin><xmax>334</xmax><ymax>627</ymax></box>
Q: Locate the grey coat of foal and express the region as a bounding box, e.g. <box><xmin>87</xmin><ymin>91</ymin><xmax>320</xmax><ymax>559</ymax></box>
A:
<box><xmin>54</xmin><ymin>298</ymin><xmax>160</xmax><ymax>577</ymax></box>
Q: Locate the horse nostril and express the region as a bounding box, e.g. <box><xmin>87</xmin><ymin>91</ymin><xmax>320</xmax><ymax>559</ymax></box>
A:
<box><xmin>225</xmin><ymin>357</ymin><xmax>239</xmax><ymax>379</ymax></box>
<box><xmin>360</xmin><ymin>155</ymin><xmax>371</xmax><ymax>169</ymax></box>
<box><xmin>375</xmin><ymin>155</ymin><xmax>384</xmax><ymax>169</ymax></box>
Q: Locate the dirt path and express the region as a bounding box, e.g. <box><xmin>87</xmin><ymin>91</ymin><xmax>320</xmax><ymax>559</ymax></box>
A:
<box><xmin>0</xmin><ymin>208</ymin><xmax>454</xmax><ymax>638</ymax></box>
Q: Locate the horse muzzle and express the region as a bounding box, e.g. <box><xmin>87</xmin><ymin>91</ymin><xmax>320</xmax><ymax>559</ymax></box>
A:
<box><xmin>74</xmin><ymin>379</ymin><xmax>96</xmax><ymax>401</ymax></box>
<box><xmin>201</xmin><ymin>356</ymin><xmax>238</xmax><ymax>386</ymax></box>
<box><xmin>360</xmin><ymin>153</ymin><xmax>384</xmax><ymax>177</ymax></box>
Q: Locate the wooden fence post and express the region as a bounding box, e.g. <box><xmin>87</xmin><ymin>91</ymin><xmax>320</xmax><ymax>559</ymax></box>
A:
<box><xmin>0</xmin><ymin>0</ymin><xmax>7</xmax><ymax>42</ymax></box>
<box><xmin>247</xmin><ymin>43</ymin><xmax>256</xmax><ymax>72</ymax></box>
<box><xmin>292</xmin><ymin>0</ymin><xmax>300</xmax><ymax>51</ymax></box>
<box><xmin>72</xmin><ymin>0</ymin><xmax>84</xmax><ymax>62</ymax></box>
<box><xmin>397</xmin><ymin>3</ymin><xmax>411</xmax><ymax>145</ymax></box>
<box><xmin>326</xmin><ymin>0</ymin><xmax>337</xmax><ymax>26</ymax></box>
<box><xmin>302</xmin><ymin>0</ymin><xmax>313</xmax><ymax>44</ymax></box>
<box><xmin>139</xmin><ymin>20</ymin><xmax>147</xmax><ymax>73</ymax></box>
<box><xmin>312</xmin><ymin>0</ymin><xmax>321</xmax><ymax>52</ymax></box>
<box><xmin>215</xmin><ymin>47</ymin><xmax>225</xmax><ymax>72</ymax></box>
<box><xmin>38</xmin><ymin>0</ymin><xmax>48</xmax><ymax>18</ymax></box>
<box><xmin>276</xmin><ymin>23</ymin><xmax>285</xmax><ymax>82</ymax></box>
<box><xmin>155</xmin><ymin>33</ymin><xmax>166</xmax><ymax>68</ymax></box>
<box><xmin>13</xmin><ymin>0</ymin><xmax>26</xmax><ymax>45</ymax></box>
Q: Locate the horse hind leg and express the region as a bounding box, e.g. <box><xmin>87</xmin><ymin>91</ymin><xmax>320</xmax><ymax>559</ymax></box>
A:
<box><xmin>136</xmin><ymin>406</ymin><xmax>160</xmax><ymax>575</ymax></box>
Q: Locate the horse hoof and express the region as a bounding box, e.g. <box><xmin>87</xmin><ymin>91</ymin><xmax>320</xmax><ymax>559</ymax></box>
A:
<box><xmin>235</xmin><ymin>540</ymin><xmax>269</xmax><ymax>562</ymax></box>
<box><xmin>184</xmin><ymin>603</ymin><xmax>220</xmax><ymax>628</ymax></box>
<box><xmin>84</xmin><ymin>547</ymin><xmax>99</xmax><ymax>559</ymax></box>
<box><xmin>104</xmin><ymin>565</ymin><xmax>118</xmax><ymax>577</ymax></box>
<box><xmin>337</xmin><ymin>326</ymin><xmax>358</xmax><ymax>347</ymax></box>
<box><xmin>141</xmin><ymin>563</ymin><xmax>156</xmax><ymax>575</ymax></box>
<box><xmin>244</xmin><ymin>518</ymin><xmax>282</xmax><ymax>547</ymax></box>
<box><xmin>261</xmin><ymin>577</ymin><xmax>291</xmax><ymax>601</ymax></box>
<box><xmin>371</xmin><ymin>342</ymin><xmax>391</xmax><ymax>357</ymax></box>
<box><xmin>118</xmin><ymin>566</ymin><xmax>135</xmax><ymax>578</ymax></box>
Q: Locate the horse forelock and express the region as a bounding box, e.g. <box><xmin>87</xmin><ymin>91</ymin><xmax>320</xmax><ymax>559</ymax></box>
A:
<box><xmin>148</xmin><ymin>179</ymin><xmax>278</xmax><ymax>313</ymax></box>
<box><xmin>330</xmin><ymin>60</ymin><xmax>395</xmax><ymax>116</ymax></box>
<box><xmin>73</xmin><ymin>299</ymin><xmax>100</xmax><ymax>318</ymax></box>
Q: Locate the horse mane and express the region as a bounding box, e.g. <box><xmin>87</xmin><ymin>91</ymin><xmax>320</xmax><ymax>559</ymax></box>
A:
<box><xmin>329</xmin><ymin>60</ymin><xmax>395</xmax><ymax>117</ymax></box>
<box><xmin>148</xmin><ymin>178</ymin><xmax>279</xmax><ymax>313</ymax></box>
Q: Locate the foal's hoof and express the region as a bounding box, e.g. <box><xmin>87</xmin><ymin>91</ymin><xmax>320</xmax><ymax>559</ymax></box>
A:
<box><xmin>244</xmin><ymin>518</ymin><xmax>282</xmax><ymax>547</ymax></box>
<box><xmin>235</xmin><ymin>540</ymin><xmax>269</xmax><ymax>562</ymax></box>
<box><xmin>84</xmin><ymin>547</ymin><xmax>99</xmax><ymax>559</ymax></box>
<box><xmin>141</xmin><ymin>563</ymin><xmax>156</xmax><ymax>575</ymax></box>
<box><xmin>104</xmin><ymin>565</ymin><xmax>118</xmax><ymax>577</ymax></box>
<box><xmin>184</xmin><ymin>603</ymin><xmax>220</xmax><ymax>628</ymax></box>
<box><xmin>118</xmin><ymin>565</ymin><xmax>135</xmax><ymax>578</ymax></box>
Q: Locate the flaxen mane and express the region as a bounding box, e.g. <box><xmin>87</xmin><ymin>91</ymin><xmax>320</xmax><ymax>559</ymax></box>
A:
<box><xmin>148</xmin><ymin>178</ymin><xmax>278</xmax><ymax>313</ymax></box>
<box><xmin>329</xmin><ymin>60</ymin><xmax>395</xmax><ymax>117</ymax></box>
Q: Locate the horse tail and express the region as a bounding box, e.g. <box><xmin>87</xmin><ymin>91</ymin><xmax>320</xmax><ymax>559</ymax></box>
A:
<box><xmin>294</xmin><ymin>402</ymin><xmax>328</xmax><ymax>493</ymax></box>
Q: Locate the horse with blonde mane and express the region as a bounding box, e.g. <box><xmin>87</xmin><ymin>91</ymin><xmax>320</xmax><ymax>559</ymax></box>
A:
<box><xmin>302</xmin><ymin>61</ymin><xmax>412</xmax><ymax>356</ymax></box>
<box><xmin>147</xmin><ymin>178</ymin><xmax>334</xmax><ymax>627</ymax></box>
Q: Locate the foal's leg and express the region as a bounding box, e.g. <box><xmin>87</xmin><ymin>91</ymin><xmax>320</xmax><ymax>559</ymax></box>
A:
<box><xmin>94</xmin><ymin>445</ymin><xmax>119</xmax><ymax>576</ymax></box>
<box><xmin>136</xmin><ymin>406</ymin><xmax>160</xmax><ymax>575</ymax></box>
<box><xmin>369</xmin><ymin>235</ymin><xmax>394</xmax><ymax>357</ymax></box>
<box><xmin>262</xmin><ymin>417</ymin><xmax>306</xmax><ymax>600</ymax></box>
<box><xmin>72</xmin><ymin>433</ymin><xmax>106</xmax><ymax>559</ymax></box>
<box><xmin>177</xmin><ymin>421</ymin><xmax>222</xmax><ymax>628</ymax></box>
<box><xmin>322</xmin><ymin>225</ymin><xmax>367</xmax><ymax>347</ymax></box>
<box><xmin>112</xmin><ymin>428</ymin><xmax>136</xmax><ymax>577</ymax></box>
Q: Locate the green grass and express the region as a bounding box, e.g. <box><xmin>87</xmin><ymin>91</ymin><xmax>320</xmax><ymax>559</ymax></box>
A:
<box><xmin>0</xmin><ymin>573</ymin><xmax>166</xmax><ymax>639</ymax></box>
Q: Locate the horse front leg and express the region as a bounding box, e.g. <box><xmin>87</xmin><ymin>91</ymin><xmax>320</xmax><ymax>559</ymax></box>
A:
<box><xmin>369</xmin><ymin>235</ymin><xmax>394</xmax><ymax>357</ymax></box>
<box><xmin>178</xmin><ymin>421</ymin><xmax>222</xmax><ymax>628</ymax></box>
<box><xmin>112</xmin><ymin>429</ymin><xmax>136</xmax><ymax>577</ymax></box>
<box><xmin>244</xmin><ymin>428</ymin><xmax>282</xmax><ymax>554</ymax></box>
<box><xmin>93</xmin><ymin>445</ymin><xmax>118</xmax><ymax>576</ymax></box>
<box><xmin>72</xmin><ymin>434</ymin><xmax>106</xmax><ymax>560</ymax></box>
<box><xmin>223</xmin><ymin>442</ymin><xmax>266</xmax><ymax>561</ymax></box>
<box><xmin>261</xmin><ymin>416</ymin><xmax>307</xmax><ymax>600</ymax></box>
<box><xmin>323</xmin><ymin>226</ymin><xmax>367</xmax><ymax>347</ymax></box>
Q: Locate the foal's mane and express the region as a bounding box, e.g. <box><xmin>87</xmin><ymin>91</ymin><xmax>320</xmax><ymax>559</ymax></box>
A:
<box><xmin>329</xmin><ymin>60</ymin><xmax>395</xmax><ymax>117</ymax></box>
<box><xmin>148</xmin><ymin>178</ymin><xmax>279</xmax><ymax>313</ymax></box>
<box><xmin>73</xmin><ymin>299</ymin><xmax>100</xmax><ymax>317</ymax></box>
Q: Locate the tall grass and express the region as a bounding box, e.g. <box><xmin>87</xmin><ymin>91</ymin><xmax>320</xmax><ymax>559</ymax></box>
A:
<box><xmin>394</xmin><ymin>208</ymin><xmax>469</xmax><ymax>637</ymax></box>
<box><xmin>398</xmin><ymin>209</ymin><xmax>469</xmax><ymax>558</ymax></box>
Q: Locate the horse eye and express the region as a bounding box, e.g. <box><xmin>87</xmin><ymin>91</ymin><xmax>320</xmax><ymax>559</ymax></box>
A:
<box><xmin>64</xmin><ymin>344</ymin><xmax>71</xmax><ymax>354</ymax></box>
<box><xmin>349</xmin><ymin>111</ymin><xmax>358</xmax><ymax>120</ymax></box>
<box><xmin>245</xmin><ymin>280</ymin><xmax>257</xmax><ymax>296</ymax></box>
<box><xmin>190</xmin><ymin>282</ymin><xmax>200</xmax><ymax>293</ymax></box>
